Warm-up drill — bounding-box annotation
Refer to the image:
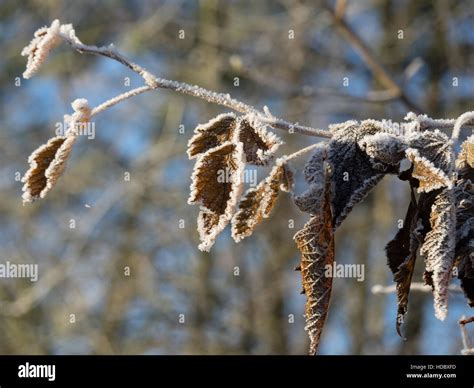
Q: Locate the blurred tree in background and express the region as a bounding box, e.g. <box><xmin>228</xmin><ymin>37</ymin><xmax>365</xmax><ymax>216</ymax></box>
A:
<box><xmin>0</xmin><ymin>0</ymin><xmax>472</xmax><ymax>354</ymax></box>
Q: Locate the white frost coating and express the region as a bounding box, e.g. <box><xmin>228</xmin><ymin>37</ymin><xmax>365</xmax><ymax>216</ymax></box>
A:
<box><xmin>405</xmin><ymin>148</ymin><xmax>452</xmax><ymax>193</ymax></box>
<box><xmin>91</xmin><ymin>86</ymin><xmax>152</xmax><ymax>117</ymax></box>
<box><xmin>245</xmin><ymin>114</ymin><xmax>283</xmax><ymax>164</ymax></box>
<box><xmin>359</xmin><ymin>132</ymin><xmax>407</xmax><ymax>166</ymax></box>
<box><xmin>420</xmin><ymin>189</ymin><xmax>456</xmax><ymax>321</ymax></box>
<box><xmin>452</xmin><ymin>111</ymin><xmax>474</xmax><ymax>142</ymax></box>
<box><xmin>193</xmin><ymin>113</ymin><xmax>236</xmax><ymax>135</ymax></box>
<box><xmin>405</xmin><ymin>112</ymin><xmax>457</xmax><ymax>131</ymax></box>
<box><xmin>59</xmin><ymin>23</ymin><xmax>82</xmax><ymax>45</ymax></box>
<box><xmin>188</xmin><ymin>140</ymin><xmax>245</xmax><ymax>251</ymax></box>
<box><xmin>328</xmin><ymin>120</ymin><xmax>358</xmax><ymax>133</ymax></box>
<box><xmin>71</xmin><ymin>98</ymin><xmax>90</xmax><ymax>113</ymax></box>
<box><xmin>21</xmin><ymin>20</ymin><xmax>62</xmax><ymax>79</ymax></box>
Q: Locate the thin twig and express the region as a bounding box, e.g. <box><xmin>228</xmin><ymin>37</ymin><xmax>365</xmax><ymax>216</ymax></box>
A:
<box><xmin>285</xmin><ymin>142</ymin><xmax>325</xmax><ymax>161</ymax></box>
<box><xmin>91</xmin><ymin>86</ymin><xmax>153</xmax><ymax>116</ymax></box>
<box><xmin>58</xmin><ymin>23</ymin><xmax>472</xmax><ymax>141</ymax></box>
<box><xmin>405</xmin><ymin>111</ymin><xmax>474</xmax><ymax>132</ymax></box>
<box><xmin>452</xmin><ymin>111</ymin><xmax>474</xmax><ymax>146</ymax></box>
<box><xmin>371</xmin><ymin>282</ymin><xmax>463</xmax><ymax>295</ymax></box>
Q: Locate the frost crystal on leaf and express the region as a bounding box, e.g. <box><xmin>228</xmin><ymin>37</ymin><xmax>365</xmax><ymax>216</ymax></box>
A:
<box><xmin>405</xmin><ymin>130</ymin><xmax>453</xmax><ymax>193</ymax></box>
<box><xmin>359</xmin><ymin>132</ymin><xmax>407</xmax><ymax>167</ymax></box>
<box><xmin>21</xmin><ymin>20</ymin><xmax>62</xmax><ymax>79</ymax></box>
<box><xmin>231</xmin><ymin>159</ymin><xmax>293</xmax><ymax>242</ymax></box>
<box><xmin>189</xmin><ymin>141</ymin><xmax>245</xmax><ymax>251</ymax></box>
<box><xmin>294</xmin><ymin>172</ymin><xmax>334</xmax><ymax>355</ymax></box>
<box><xmin>187</xmin><ymin>113</ymin><xmax>281</xmax><ymax>165</ymax></box>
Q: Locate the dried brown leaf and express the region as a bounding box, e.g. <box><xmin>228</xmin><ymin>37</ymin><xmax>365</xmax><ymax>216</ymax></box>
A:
<box><xmin>231</xmin><ymin>159</ymin><xmax>293</xmax><ymax>242</ymax></box>
<box><xmin>189</xmin><ymin>141</ymin><xmax>245</xmax><ymax>251</ymax></box>
<box><xmin>22</xmin><ymin>135</ymin><xmax>77</xmax><ymax>203</ymax></box>
<box><xmin>293</xmin><ymin>172</ymin><xmax>334</xmax><ymax>355</ymax></box>
<box><xmin>187</xmin><ymin>113</ymin><xmax>282</xmax><ymax>166</ymax></box>
<box><xmin>187</xmin><ymin>113</ymin><xmax>237</xmax><ymax>159</ymax></box>
<box><xmin>385</xmin><ymin>192</ymin><xmax>420</xmax><ymax>336</ymax></box>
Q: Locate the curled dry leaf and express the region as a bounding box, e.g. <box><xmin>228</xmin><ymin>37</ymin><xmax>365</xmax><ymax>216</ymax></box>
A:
<box><xmin>22</xmin><ymin>136</ymin><xmax>76</xmax><ymax>203</ymax></box>
<box><xmin>22</xmin><ymin>98</ymin><xmax>91</xmax><ymax>203</ymax></box>
<box><xmin>385</xmin><ymin>180</ymin><xmax>437</xmax><ymax>335</ymax></box>
<box><xmin>231</xmin><ymin>159</ymin><xmax>294</xmax><ymax>242</ymax></box>
<box><xmin>385</xmin><ymin>195</ymin><xmax>419</xmax><ymax>336</ymax></box>
<box><xmin>189</xmin><ymin>141</ymin><xmax>245</xmax><ymax>251</ymax></box>
<box><xmin>405</xmin><ymin>130</ymin><xmax>453</xmax><ymax>193</ymax></box>
<box><xmin>187</xmin><ymin>113</ymin><xmax>281</xmax><ymax>164</ymax></box>
<box><xmin>294</xmin><ymin>169</ymin><xmax>334</xmax><ymax>355</ymax></box>
<box><xmin>21</xmin><ymin>20</ymin><xmax>62</xmax><ymax>79</ymax></box>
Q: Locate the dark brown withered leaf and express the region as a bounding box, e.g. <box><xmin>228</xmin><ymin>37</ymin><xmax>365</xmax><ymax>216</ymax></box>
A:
<box><xmin>385</xmin><ymin>191</ymin><xmax>419</xmax><ymax>336</ymax></box>
<box><xmin>293</xmin><ymin>172</ymin><xmax>334</xmax><ymax>355</ymax></box>
<box><xmin>231</xmin><ymin>159</ymin><xmax>293</xmax><ymax>242</ymax></box>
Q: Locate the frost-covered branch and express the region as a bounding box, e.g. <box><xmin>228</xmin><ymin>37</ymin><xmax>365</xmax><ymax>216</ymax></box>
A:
<box><xmin>49</xmin><ymin>21</ymin><xmax>328</xmax><ymax>138</ymax></box>
<box><xmin>23</xmin><ymin>20</ymin><xmax>473</xmax><ymax>142</ymax></box>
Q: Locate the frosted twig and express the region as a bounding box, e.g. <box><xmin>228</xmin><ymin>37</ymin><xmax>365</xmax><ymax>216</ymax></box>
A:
<box><xmin>371</xmin><ymin>282</ymin><xmax>463</xmax><ymax>294</ymax></box>
<box><xmin>452</xmin><ymin>111</ymin><xmax>474</xmax><ymax>144</ymax></box>
<box><xmin>285</xmin><ymin>143</ymin><xmax>326</xmax><ymax>161</ymax></box>
<box><xmin>91</xmin><ymin>86</ymin><xmax>153</xmax><ymax>116</ymax></box>
<box><xmin>59</xmin><ymin>25</ymin><xmax>329</xmax><ymax>138</ymax></box>
<box><xmin>26</xmin><ymin>21</ymin><xmax>474</xmax><ymax>141</ymax></box>
<box><xmin>405</xmin><ymin>111</ymin><xmax>474</xmax><ymax>132</ymax></box>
